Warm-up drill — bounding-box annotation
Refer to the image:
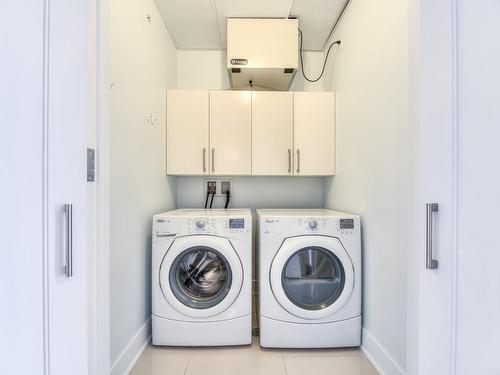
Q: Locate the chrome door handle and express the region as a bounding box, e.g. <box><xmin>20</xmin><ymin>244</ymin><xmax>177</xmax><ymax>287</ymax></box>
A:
<box><xmin>211</xmin><ymin>148</ymin><xmax>215</xmax><ymax>173</ymax></box>
<box><xmin>202</xmin><ymin>148</ymin><xmax>207</xmax><ymax>173</ymax></box>
<box><xmin>296</xmin><ymin>149</ymin><xmax>300</xmax><ymax>174</ymax></box>
<box><xmin>64</xmin><ymin>204</ymin><xmax>73</xmax><ymax>277</ymax></box>
<box><xmin>288</xmin><ymin>149</ymin><xmax>291</xmax><ymax>173</ymax></box>
<box><xmin>425</xmin><ymin>203</ymin><xmax>439</xmax><ymax>270</ymax></box>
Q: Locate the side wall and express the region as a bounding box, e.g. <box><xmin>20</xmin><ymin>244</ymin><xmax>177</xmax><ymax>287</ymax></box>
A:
<box><xmin>322</xmin><ymin>0</ymin><xmax>409</xmax><ymax>373</ymax></box>
<box><xmin>108</xmin><ymin>0</ymin><xmax>177</xmax><ymax>371</ymax></box>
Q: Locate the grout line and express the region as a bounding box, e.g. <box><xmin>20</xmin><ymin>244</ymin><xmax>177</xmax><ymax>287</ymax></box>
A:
<box><xmin>282</xmin><ymin>352</ymin><xmax>289</xmax><ymax>375</ymax></box>
<box><xmin>183</xmin><ymin>355</ymin><xmax>191</xmax><ymax>375</ymax></box>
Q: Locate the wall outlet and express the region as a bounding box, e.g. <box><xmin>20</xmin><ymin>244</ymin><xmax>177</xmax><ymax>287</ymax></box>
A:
<box><xmin>221</xmin><ymin>180</ymin><xmax>231</xmax><ymax>195</ymax></box>
<box><xmin>206</xmin><ymin>180</ymin><xmax>217</xmax><ymax>194</ymax></box>
<box><xmin>204</xmin><ymin>179</ymin><xmax>232</xmax><ymax>196</ymax></box>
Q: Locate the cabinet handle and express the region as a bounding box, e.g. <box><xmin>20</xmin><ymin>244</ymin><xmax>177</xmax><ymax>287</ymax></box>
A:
<box><xmin>64</xmin><ymin>204</ymin><xmax>73</xmax><ymax>277</ymax></box>
<box><xmin>211</xmin><ymin>148</ymin><xmax>215</xmax><ymax>173</ymax></box>
<box><xmin>296</xmin><ymin>149</ymin><xmax>300</xmax><ymax>174</ymax></box>
<box><xmin>288</xmin><ymin>149</ymin><xmax>292</xmax><ymax>173</ymax></box>
<box><xmin>425</xmin><ymin>203</ymin><xmax>439</xmax><ymax>270</ymax></box>
<box><xmin>202</xmin><ymin>148</ymin><xmax>206</xmax><ymax>172</ymax></box>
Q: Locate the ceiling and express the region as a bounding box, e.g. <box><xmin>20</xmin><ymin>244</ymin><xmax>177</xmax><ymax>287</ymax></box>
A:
<box><xmin>154</xmin><ymin>0</ymin><xmax>348</xmax><ymax>51</ymax></box>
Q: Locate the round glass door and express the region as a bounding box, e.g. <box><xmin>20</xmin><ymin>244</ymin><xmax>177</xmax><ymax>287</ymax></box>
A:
<box><xmin>281</xmin><ymin>247</ymin><xmax>345</xmax><ymax>310</ymax></box>
<box><xmin>169</xmin><ymin>246</ymin><xmax>232</xmax><ymax>309</ymax></box>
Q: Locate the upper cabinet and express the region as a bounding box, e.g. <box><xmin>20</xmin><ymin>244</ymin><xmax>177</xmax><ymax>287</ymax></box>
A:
<box><xmin>209</xmin><ymin>91</ymin><xmax>252</xmax><ymax>175</ymax></box>
<box><xmin>166</xmin><ymin>90</ymin><xmax>335</xmax><ymax>176</ymax></box>
<box><xmin>252</xmin><ymin>92</ymin><xmax>293</xmax><ymax>176</ymax></box>
<box><xmin>167</xmin><ymin>90</ymin><xmax>209</xmax><ymax>175</ymax></box>
<box><xmin>294</xmin><ymin>92</ymin><xmax>335</xmax><ymax>176</ymax></box>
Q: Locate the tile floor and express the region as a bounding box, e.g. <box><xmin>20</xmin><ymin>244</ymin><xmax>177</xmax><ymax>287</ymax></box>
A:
<box><xmin>130</xmin><ymin>338</ymin><xmax>378</xmax><ymax>375</ymax></box>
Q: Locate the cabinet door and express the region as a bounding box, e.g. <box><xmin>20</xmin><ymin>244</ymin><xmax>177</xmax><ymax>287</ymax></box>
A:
<box><xmin>209</xmin><ymin>91</ymin><xmax>252</xmax><ymax>175</ymax></box>
<box><xmin>294</xmin><ymin>92</ymin><xmax>335</xmax><ymax>176</ymax></box>
<box><xmin>167</xmin><ymin>90</ymin><xmax>209</xmax><ymax>175</ymax></box>
<box><xmin>252</xmin><ymin>92</ymin><xmax>293</xmax><ymax>175</ymax></box>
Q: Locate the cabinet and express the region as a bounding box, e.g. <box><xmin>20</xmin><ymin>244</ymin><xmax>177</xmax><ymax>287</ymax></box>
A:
<box><xmin>209</xmin><ymin>91</ymin><xmax>252</xmax><ymax>175</ymax></box>
<box><xmin>167</xmin><ymin>90</ymin><xmax>209</xmax><ymax>175</ymax></box>
<box><xmin>252</xmin><ymin>92</ymin><xmax>294</xmax><ymax>175</ymax></box>
<box><xmin>166</xmin><ymin>90</ymin><xmax>335</xmax><ymax>176</ymax></box>
<box><xmin>294</xmin><ymin>92</ymin><xmax>335</xmax><ymax>176</ymax></box>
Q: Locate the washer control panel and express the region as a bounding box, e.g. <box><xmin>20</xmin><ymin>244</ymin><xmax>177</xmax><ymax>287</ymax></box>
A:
<box><xmin>182</xmin><ymin>217</ymin><xmax>250</xmax><ymax>235</ymax></box>
<box><xmin>187</xmin><ymin>217</ymin><xmax>217</xmax><ymax>234</ymax></box>
<box><xmin>297</xmin><ymin>217</ymin><xmax>328</xmax><ymax>232</ymax></box>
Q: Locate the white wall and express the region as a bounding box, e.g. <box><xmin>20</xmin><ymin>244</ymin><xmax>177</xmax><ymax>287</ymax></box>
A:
<box><xmin>322</xmin><ymin>0</ymin><xmax>409</xmax><ymax>373</ymax></box>
<box><xmin>177</xmin><ymin>49</ymin><xmax>327</xmax><ymax>92</ymax></box>
<box><xmin>176</xmin><ymin>177</ymin><xmax>324</xmax><ymax>210</ymax></box>
<box><xmin>108</xmin><ymin>0</ymin><xmax>177</xmax><ymax>369</ymax></box>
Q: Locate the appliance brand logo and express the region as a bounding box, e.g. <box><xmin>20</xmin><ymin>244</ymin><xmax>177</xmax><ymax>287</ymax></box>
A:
<box><xmin>230</xmin><ymin>58</ymin><xmax>248</xmax><ymax>66</ymax></box>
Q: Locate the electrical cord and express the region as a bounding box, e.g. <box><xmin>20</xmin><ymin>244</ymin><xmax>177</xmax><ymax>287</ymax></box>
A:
<box><xmin>204</xmin><ymin>190</ymin><xmax>210</xmax><ymax>209</ymax></box>
<box><xmin>209</xmin><ymin>192</ymin><xmax>215</xmax><ymax>209</ymax></box>
<box><xmin>299</xmin><ymin>28</ymin><xmax>341</xmax><ymax>83</ymax></box>
<box><xmin>224</xmin><ymin>190</ymin><xmax>230</xmax><ymax>209</ymax></box>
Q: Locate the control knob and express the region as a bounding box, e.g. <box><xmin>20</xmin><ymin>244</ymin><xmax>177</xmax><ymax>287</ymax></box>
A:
<box><xmin>308</xmin><ymin>219</ymin><xmax>318</xmax><ymax>229</ymax></box>
<box><xmin>195</xmin><ymin>219</ymin><xmax>206</xmax><ymax>229</ymax></box>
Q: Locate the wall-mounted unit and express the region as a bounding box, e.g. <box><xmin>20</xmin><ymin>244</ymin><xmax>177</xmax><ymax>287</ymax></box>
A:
<box><xmin>227</xmin><ymin>18</ymin><xmax>298</xmax><ymax>91</ymax></box>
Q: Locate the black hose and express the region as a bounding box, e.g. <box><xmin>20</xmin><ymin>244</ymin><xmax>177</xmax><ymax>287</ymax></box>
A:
<box><xmin>204</xmin><ymin>191</ymin><xmax>210</xmax><ymax>209</ymax></box>
<box><xmin>209</xmin><ymin>192</ymin><xmax>215</xmax><ymax>209</ymax></box>
<box><xmin>224</xmin><ymin>190</ymin><xmax>230</xmax><ymax>209</ymax></box>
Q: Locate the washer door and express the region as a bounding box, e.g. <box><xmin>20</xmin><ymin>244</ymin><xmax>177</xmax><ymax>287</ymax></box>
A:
<box><xmin>270</xmin><ymin>236</ymin><xmax>354</xmax><ymax>320</ymax></box>
<box><xmin>159</xmin><ymin>235</ymin><xmax>243</xmax><ymax>318</ymax></box>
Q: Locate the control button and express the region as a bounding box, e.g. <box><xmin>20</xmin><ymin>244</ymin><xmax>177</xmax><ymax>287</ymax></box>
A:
<box><xmin>265</xmin><ymin>219</ymin><xmax>275</xmax><ymax>223</ymax></box>
<box><xmin>195</xmin><ymin>219</ymin><xmax>205</xmax><ymax>229</ymax></box>
<box><xmin>308</xmin><ymin>219</ymin><xmax>318</xmax><ymax>229</ymax></box>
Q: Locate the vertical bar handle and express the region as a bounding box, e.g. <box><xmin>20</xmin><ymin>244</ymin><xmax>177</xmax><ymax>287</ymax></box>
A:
<box><xmin>288</xmin><ymin>149</ymin><xmax>291</xmax><ymax>173</ymax></box>
<box><xmin>211</xmin><ymin>148</ymin><xmax>215</xmax><ymax>173</ymax></box>
<box><xmin>425</xmin><ymin>203</ymin><xmax>439</xmax><ymax>270</ymax></box>
<box><xmin>296</xmin><ymin>149</ymin><xmax>300</xmax><ymax>174</ymax></box>
<box><xmin>64</xmin><ymin>204</ymin><xmax>73</xmax><ymax>277</ymax></box>
<box><xmin>202</xmin><ymin>148</ymin><xmax>207</xmax><ymax>173</ymax></box>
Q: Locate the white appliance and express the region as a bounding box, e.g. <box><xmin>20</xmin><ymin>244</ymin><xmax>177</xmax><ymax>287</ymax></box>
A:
<box><xmin>257</xmin><ymin>209</ymin><xmax>361</xmax><ymax>348</ymax></box>
<box><xmin>152</xmin><ymin>209</ymin><xmax>252</xmax><ymax>346</ymax></box>
<box><xmin>227</xmin><ymin>18</ymin><xmax>298</xmax><ymax>91</ymax></box>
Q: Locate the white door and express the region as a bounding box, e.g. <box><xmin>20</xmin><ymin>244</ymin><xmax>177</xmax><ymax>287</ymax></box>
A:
<box><xmin>252</xmin><ymin>91</ymin><xmax>293</xmax><ymax>175</ymax></box>
<box><xmin>454</xmin><ymin>1</ymin><xmax>500</xmax><ymax>374</ymax></box>
<box><xmin>294</xmin><ymin>92</ymin><xmax>335</xmax><ymax>176</ymax></box>
<box><xmin>417</xmin><ymin>2</ymin><xmax>500</xmax><ymax>373</ymax></box>
<box><xmin>48</xmin><ymin>1</ymin><xmax>89</xmax><ymax>374</ymax></box>
<box><xmin>270</xmin><ymin>236</ymin><xmax>354</xmax><ymax>320</ymax></box>
<box><xmin>159</xmin><ymin>236</ymin><xmax>243</xmax><ymax>318</ymax></box>
<box><xmin>167</xmin><ymin>90</ymin><xmax>209</xmax><ymax>175</ymax></box>
<box><xmin>416</xmin><ymin>1</ymin><xmax>456</xmax><ymax>373</ymax></box>
<box><xmin>0</xmin><ymin>1</ymin><xmax>89</xmax><ymax>375</ymax></box>
<box><xmin>209</xmin><ymin>91</ymin><xmax>252</xmax><ymax>175</ymax></box>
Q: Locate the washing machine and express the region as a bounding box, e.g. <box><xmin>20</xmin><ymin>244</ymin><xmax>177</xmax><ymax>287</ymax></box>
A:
<box><xmin>152</xmin><ymin>209</ymin><xmax>252</xmax><ymax>346</ymax></box>
<box><xmin>257</xmin><ymin>209</ymin><xmax>361</xmax><ymax>348</ymax></box>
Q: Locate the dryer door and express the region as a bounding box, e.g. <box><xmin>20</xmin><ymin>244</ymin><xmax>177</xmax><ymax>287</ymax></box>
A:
<box><xmin>270</xmin><ymin>236</ymin><xmax>355</xmax><ymax>320</ymax></box>
<box><xmin>159</xmin><ymin>235</ymin><xmax>243</xmax><ymax>318</ymax></box>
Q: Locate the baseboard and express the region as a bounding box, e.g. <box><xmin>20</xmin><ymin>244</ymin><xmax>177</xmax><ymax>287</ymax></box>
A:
<box><xmin>361</xmin><ymin>327</ymin><xmax>405</xmax><ymax>375</ymax></box>
<box><xmin>110</xmin><ymin>317</ymin><xmax>151</xmax><ymax>375</ymax></box>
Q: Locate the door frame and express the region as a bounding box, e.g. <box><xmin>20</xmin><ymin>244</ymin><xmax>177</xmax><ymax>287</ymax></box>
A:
<box><xmin>407</xmin><ymin>0</ymin><xmax>459</xmax><ymax>373</ymax></box>
<box><xmin>90</xmin><ymin>0</ymin><xmax>111</xmax><ymax>373</ymax></box>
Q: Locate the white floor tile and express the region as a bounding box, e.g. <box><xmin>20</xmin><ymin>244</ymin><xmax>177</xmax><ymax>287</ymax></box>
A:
<box><xmin>185</xmin><ymin>339</ymin><xmax>286</xmax><ymax>375</ymax></box>
<box><xmin>283</xmin><ymin>348</ymin><xmax>378</xmax><ymax>375</ymax></box>
<box><xmin>130</xmin><ymin>345</ymin><xmax>190</xmax><ymax>375</ymax></box>
<box><xmin>130</xmin><ymin>340</ymin><xmax>378</xmax><ymax>375</ymax></box>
